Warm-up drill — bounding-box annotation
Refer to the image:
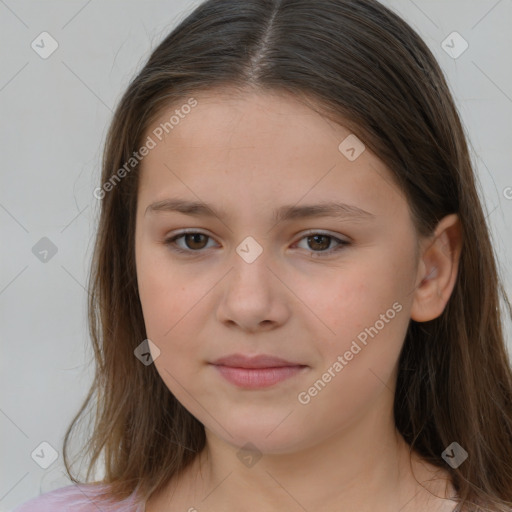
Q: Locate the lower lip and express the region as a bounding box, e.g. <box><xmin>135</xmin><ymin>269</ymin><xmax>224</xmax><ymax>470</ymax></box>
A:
<box><xmin>212</xmin><ymin>365</ymin><xmax>307</xmax><ymax>389</ymax></box>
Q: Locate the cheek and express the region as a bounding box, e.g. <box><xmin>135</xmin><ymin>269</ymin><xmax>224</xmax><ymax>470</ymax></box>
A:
<box><xmin>295</xmin><ymin>249</ymin><xmax>412</xmax><ymax>379</ymax></box>
<box><xmin>136</xmin><ymin>243</ymin><xmax>200</xmax><ymax>353</ymax></box>
<box><xmin>293</xmin><ymin>269</ymin><xmax>409</xmax><ymax>433</ymax></box>
<box><xmin>292</xmin><ymin>258</ymin><xmax>405</xmax><ymax>339</ymax></box>
<box><xmin>136</xmin><ymin>256</ymin><xmax>206</xmax><ymax>402</ymax></box>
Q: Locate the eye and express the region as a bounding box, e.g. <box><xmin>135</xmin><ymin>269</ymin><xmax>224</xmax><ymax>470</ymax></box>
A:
<box><xmin>164</xmin><ymin>231</ymin><xmax>217</xmax><ymax>254</ymax></box>
<box><xmin>163</xmin><ymin>230</ymin><xmax>350</xmax><ymax>257</ymax></box>
<box><xmin>292</xmin><ymin>231</ymin><xmax>350</xmax><ymax>257</ymax></box>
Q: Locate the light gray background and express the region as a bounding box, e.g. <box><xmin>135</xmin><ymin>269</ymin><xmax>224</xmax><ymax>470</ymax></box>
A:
<box><xmin>1</xmin><ymin>1</ymin><xmax>511</xmax><ymax>510</ymax></box>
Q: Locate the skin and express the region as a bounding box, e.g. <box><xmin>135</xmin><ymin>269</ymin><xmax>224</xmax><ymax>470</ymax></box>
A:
<box><xmin>134</xmin><ymin>87</ymin><xmax>463</xmax><ymax>512</ymax></box>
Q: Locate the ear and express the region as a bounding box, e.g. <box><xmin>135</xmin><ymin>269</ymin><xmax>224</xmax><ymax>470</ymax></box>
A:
<box><xmin>410</xmin><ymin>214</ymin><xmax>463</xmax><ymax>322</ymax></box>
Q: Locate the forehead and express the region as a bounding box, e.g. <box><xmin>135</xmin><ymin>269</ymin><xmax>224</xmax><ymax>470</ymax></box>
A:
<box><xmin>147</xmin><ymin>88</ymin><xmax>345</xmax><ymax>155</ymax></box>
<box><xmin>137</xmin><ymin>87</ymin><xmax>406</xmax><ymax>222</ymax></box>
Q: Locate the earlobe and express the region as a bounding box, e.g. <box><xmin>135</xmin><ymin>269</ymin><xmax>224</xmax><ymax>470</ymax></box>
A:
<box><xmin>410</xmin><ymin>214</ymin><xmax>463</xmax><ymax>322</ymax></box>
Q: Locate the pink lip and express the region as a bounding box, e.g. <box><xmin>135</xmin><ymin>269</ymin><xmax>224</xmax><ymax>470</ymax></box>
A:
<box><xmin>211</xmin><ymin>353</ymin><xmax>304</xmax><ymax>368</ymax></box>
<box><xmin>210</xmin><ymin>353</ymin><xmax>308</xmax><ymax>389</ymax></box>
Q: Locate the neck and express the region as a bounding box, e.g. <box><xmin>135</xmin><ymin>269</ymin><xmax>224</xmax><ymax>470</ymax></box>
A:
<box><xmin>164</xmin><ymin>395</ymin><xmax>455</xmax><ymax>512</ymax></box>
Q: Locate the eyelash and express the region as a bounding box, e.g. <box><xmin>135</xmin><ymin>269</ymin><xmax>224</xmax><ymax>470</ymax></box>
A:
<box><xmin>163</xmin><ymin>230</ymin><xmax>350</xmax><ymax>257</ymax></box>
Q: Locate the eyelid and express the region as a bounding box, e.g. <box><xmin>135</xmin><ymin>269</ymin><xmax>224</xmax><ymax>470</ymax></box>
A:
<box><xmin>165</xmin><ymin>228</ymin><xmax>350</xmax><ymax>241</ymax></box>
<box><xmin>298</xmin><ymin>228</ymin><xmax>351</xmax><ymax>242</ymax></box>
<box><xmin>163</xmin><ymin>228</ymin><xmax>351</xmax><ymax>256</ymax></box>
<box><xmin>163</xmin><ymin>229</ymin><xmax>218</xmax><ymax>255</ymax></box>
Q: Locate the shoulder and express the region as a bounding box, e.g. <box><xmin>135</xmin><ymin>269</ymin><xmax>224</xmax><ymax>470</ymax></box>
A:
<box><xmin>11</xmin><ymin>482</ymin><xmax>144</xmax><ymax>512</ymax></box>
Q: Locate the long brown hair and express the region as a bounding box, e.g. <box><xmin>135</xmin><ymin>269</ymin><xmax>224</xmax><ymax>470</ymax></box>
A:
<box><xmin>63</xmin><ymin>0</ymin><xmax>512</xmax><ymax>510</ymax></box>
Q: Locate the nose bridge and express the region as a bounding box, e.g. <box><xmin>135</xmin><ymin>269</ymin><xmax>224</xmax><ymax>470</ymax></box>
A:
<box><xmin>214</xmin><ymin>219</ymin><xmax>295</xmax><ymax>330</ymax></box>
<box><xmin>220</xmin><ymin>200</ymin><xmax>282</xmax><ymax>286</ymax></box>
<box><xmin>235</xmin><ymin>234</ymin><xmax>266</xmax><ymax>266</ymax></box>
<box><xmin>217</xmin><ymin>238</ymin><xmax>288</xmax><ymax>331</ymax></box>
<box><xmin>227</xmin><ymin>234</ymin><xmax>274</xmax><ymax>291</ymax></box>
<box><xmin>222</xmin><ymin>234</ymin><xmax>280</xmax><ymax>303</ymax></box>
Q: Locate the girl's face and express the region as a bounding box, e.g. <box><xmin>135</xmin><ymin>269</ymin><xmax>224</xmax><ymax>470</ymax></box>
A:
<box><xmin>134</xmin><ymin>88</ymin><xmax>423</xmax><ymax>453</ymax></box>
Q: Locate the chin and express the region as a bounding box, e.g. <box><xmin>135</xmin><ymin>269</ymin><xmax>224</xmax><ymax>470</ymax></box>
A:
<box><xmin>209</xmin><ymin>421</ymin><xmax>312</xmax><ymax>455</ymax></box>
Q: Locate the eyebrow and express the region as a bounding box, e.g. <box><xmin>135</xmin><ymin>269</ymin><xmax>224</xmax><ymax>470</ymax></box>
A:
<box><xmin>145</xmin><ymin>198</ymin><xmax>375</xmax><ymax>223</ymax></box>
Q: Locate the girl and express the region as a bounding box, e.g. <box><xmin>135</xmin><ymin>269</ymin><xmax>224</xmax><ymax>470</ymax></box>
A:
<box><xmin>14</xmin><ymin>0</ymin><xmax>512</xmax><ymax>511</ymax></box>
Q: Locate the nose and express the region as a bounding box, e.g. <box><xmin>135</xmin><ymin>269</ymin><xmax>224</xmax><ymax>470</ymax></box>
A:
<box><xmin>215</xmin><ymin>243</ymin><xmax>291</xmax><ymax>333</ymax></box>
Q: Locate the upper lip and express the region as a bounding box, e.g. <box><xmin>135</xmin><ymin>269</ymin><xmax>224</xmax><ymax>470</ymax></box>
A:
<box><xmin>211</xmin><ymin>353</ymin><xmax>306</xmax><ymax>368</ymax></box>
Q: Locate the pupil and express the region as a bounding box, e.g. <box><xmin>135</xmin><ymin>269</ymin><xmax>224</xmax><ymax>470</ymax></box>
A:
<box><xmin>311</xmin><ymin>235</ymin><xmax>329</xmax><ymax>251</ymax></box>
<box><xmin>188</xmin><ymin>234</ymin><xmax>205</xmax><ymax>249</ymax></box>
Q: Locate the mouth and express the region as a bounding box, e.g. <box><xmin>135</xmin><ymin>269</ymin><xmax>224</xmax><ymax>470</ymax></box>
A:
<box><xmin>209</xmin><ymin>353</ymin><xmax>309</xmax><ymax>389</ymax></box>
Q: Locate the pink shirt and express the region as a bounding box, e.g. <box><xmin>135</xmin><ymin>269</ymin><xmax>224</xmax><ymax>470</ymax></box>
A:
<box><xmin>12</xmin><ymin>482</ymin><xmax>464</xmax><ymax>511</ymax></box>
<box><xmin>12</xmin><ymin>483</ymin><xmax>145</xmax><ymax>512</ymax></box>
